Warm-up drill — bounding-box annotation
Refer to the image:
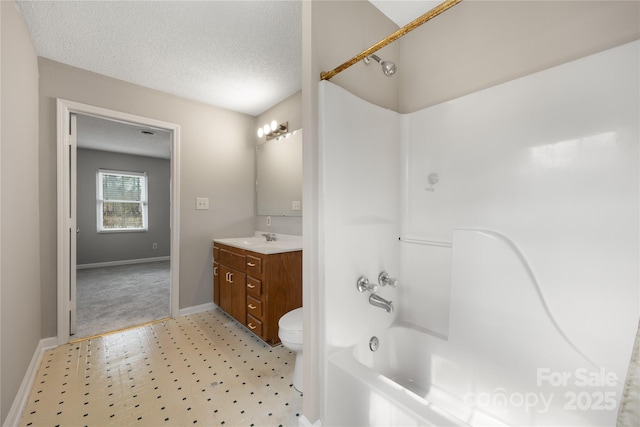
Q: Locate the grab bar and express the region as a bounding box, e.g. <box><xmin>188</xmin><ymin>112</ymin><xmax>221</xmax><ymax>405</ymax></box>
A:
<box><xmin>399</xmin><ymin>236</ymin><xmax>452</xmax><ymax>248</ymax></box>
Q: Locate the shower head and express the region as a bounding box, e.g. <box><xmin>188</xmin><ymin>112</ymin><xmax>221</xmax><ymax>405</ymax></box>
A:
<box><xmin>364</xmin><ymin>54</ymin><xmax>397</xmax><ymax>77</ymax></box>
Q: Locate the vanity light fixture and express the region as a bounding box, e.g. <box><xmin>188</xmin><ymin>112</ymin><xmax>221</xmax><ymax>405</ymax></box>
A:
<box><xmin>257</xmin><ymin>121</ymin><xmax>288</xmax><ymax>141</ymax></box>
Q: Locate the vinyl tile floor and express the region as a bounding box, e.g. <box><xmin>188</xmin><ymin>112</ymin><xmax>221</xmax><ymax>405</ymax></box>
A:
<box><xmin>20</xmin><ymin>309</ymin><xmax>302</xmax><ymax>427</ymax></box>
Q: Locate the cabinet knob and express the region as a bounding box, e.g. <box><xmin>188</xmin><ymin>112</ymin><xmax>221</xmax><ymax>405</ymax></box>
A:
<box><xmin>213</xmin><ymin>267</ymin><xmax>218</xmax><ymax>275</ymax></box>
<box><xmin>247</xmin><ymin>284</ymin><xmax>255</xmax><ymax>289</ymax></box>
<box><xmin>247</xmin><ymin>262</ymin><xmax>256</xmax><ymax>267</ymax></box>
<box><xmin>248</xmin><ymin>304</ymin><xmax>256</xmax><ymax>310</ymax></box>
<box><xmin>248</xmin><ymin>323</ymin><xmax>256</xmax><ymax>330</ymax></box>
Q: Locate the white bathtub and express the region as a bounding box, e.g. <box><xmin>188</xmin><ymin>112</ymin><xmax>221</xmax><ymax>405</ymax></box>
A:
<box><xmin>327</xmin><ymin>324</ymin><xmax>469</xmax><ymax>427</ymax></box>
<box><xmin>325</xmin><ymin>229</ymin><xmax>626</xmax><ymax>426</ymax></box>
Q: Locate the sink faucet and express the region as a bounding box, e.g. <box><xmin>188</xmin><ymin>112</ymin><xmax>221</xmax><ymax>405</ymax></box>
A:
<box><xmin>369</xmin><ymin>293</ymin><xmax>394</xmax><ymax>313</ymax></box>
<box><xmin>262</xmin><ymin>233</ymin><xmax>277</xmax><ymax>242</ymax></box>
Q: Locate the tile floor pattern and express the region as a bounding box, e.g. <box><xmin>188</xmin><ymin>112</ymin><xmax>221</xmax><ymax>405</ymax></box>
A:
<box><xmin>20</xmin><ymin>309</ymin><xmax>302</xmax><ymax>427</ymax></box>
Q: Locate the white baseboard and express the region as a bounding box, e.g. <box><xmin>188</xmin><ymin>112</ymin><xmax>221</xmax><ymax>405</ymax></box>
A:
<box><xmin>3</xmin><ymin>337</ymin><xmax>57</xmax><ymax>427</ymax></box>
<box><xmin>179</xmin><ymin>302</ymin><xmax>216</xmax><ymax>317</ymax></box>
<box><xmin>77</xmin><ymin>256</ymin><xmax>170</xmax><ymax>270</ymax></box>
<box><xmin>299</xmin><ymin>415</ymin><xmax>322</xmax><ymax>427</ymax></box>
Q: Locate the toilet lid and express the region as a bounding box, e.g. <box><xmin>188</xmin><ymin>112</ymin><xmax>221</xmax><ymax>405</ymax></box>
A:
<box><xmin>279</xmin><ymin>307</ymin><xmax>303</xmax><ymax>331</ymax></box>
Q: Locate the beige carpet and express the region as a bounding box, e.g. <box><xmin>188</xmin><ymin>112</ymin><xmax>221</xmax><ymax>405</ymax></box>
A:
<box><xmin>75</xmin><ymin>260</ymin><xmax>170</xmax><ymax>338</ymax></box>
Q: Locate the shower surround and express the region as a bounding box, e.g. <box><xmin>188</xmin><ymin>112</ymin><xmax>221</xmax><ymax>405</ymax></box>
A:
<box><xmin>319</xmin><ymin>40</ymin><xmax>639</xmax><ymax>425</ymax></box>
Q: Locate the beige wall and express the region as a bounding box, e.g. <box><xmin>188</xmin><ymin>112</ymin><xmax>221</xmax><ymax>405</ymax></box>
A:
<box><xmin>255</xmin><ymin>90</ymin><xmax>303</xmax><ymax>235</ymax></box>
<box><xmin>304</xmin><ymin>0</ymin><xmax>640</xmax><ymax>114</ymax></box>
<box><xmin>38</xmin><ymin>59</ymin><xmax>257</xmax><ymax>337</ymax></box>
<box><xmin>313</xmin><ymin>0</ymin><xmax>399</xmax><ymax>111</ymax></box>
<box><xmin>1</xmin><ymin>1</ymin><xmax>42</xmax><ymax>423</ymax></box>
<box><xmin>399</xmin><ymin>0</ymin><xmax>640</xmax><ymax>113</ymax></box>
<box><xmin>301</xmin><ymin>2</ymin><xmax>319</xmax><ymax>422</ymax></box>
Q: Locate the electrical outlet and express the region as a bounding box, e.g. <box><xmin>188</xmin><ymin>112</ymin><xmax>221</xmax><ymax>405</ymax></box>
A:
<box><xmin>196</xmin><ymin>197</ymin><xmax>209</xmax><ymax>210</ymax></box>
<box><xmin>292</xmin><ymin>200</ymin><xmax>301</xmax><ymax>211</ymax></box>
<box><xmin>153</xmin><ymin>243</ymin><xmax>158</xmax><ymax>249</ymax></box>
<box><xmin>266</xmin><ymin>216</ymin><xmax>271</xmax><ymax>227</ymax></box>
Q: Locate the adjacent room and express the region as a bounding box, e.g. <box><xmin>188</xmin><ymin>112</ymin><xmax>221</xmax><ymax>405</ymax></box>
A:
<box><xmin>75</xmin><ymin>114</ymin><xmax>172</xmax><ymax>339</ymax></box>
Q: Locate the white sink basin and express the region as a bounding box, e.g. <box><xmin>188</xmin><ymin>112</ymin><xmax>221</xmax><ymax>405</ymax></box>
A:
<box><xmin>234</xmin><ymin>237</ymin><xmax>267</xmax><ymax>246</ymax></box>
<box><xmin>214</xmin><ymin>234</ymin><xmax>302</xmax><ymax>254</ymax></box>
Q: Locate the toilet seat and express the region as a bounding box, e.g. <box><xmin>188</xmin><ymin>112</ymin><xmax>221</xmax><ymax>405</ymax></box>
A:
<box><xmin>278</xmin><ymin>307</ymin><xmax>303</xmax><ymax>344</ymax></box>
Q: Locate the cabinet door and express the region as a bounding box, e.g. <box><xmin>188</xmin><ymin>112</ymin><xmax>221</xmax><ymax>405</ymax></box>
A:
<box><xmin>213</xmin><ymin>261</ymin><xmax>220</xmax><ymax>306</ymax></box>
<box><xmin>219</xmin><ymin>265</ymin><xmax>233</xmax><ymax>315</ymax></box>
<box><xmin>220</xmin><ymin>265</ymin><xmax>246</xmax><ymax>324</ymax></box>
<box><xmin>227</xmin><ymin>268</ymin><xmax>247</xmax><ymax>324</ymax></box>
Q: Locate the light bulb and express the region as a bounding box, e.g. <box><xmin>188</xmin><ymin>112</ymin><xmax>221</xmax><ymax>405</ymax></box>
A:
<box><xmin>270</xmin><ymin>120</ymin><xmax>278</xmax><ymax>132</ymax></box>
<box><xmin>257</xmin><ymin>127</ymin><xmax>264</xmax><ymax>138</ymax></box>
<box><xmin>263</xmin><ymin>124</ymin><xmax>270</xmax><ymax>135</ymax></box>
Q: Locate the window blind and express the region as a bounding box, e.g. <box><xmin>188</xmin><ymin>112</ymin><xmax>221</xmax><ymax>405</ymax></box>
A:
<box><xmin>97</xmin><ymin>170</ymin><xmax>148</xmax><ymax>232</ymax></box>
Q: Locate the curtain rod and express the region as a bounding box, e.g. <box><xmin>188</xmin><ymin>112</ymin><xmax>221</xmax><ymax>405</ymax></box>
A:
<box><xmin>320</xmin><ymin>0</ymin><xmax>463</xmax><ymax>81</ymax></box>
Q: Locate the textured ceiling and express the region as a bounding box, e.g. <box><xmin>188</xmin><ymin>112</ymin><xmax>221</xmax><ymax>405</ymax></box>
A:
<box><xmin>76</xmin><ymin>114</ymin><xmax>171</xmax><ymax>159</ymax></box>
<box><xmin>16</xmin><ymin>1</ymin><xmax>440</xmax><ymax>117</ymax></box>
<box><xmin>16</xmin><ymin>0</ymin><xmax>302</xmax><ymax>117</ymax></box>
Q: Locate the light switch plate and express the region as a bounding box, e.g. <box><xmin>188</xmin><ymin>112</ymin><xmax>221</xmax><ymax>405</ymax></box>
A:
<box><xmin>292</xmin><ymin>201</ymin><xmax>301</xmax><ymax>211</ymax></box>
<box><xmin>196</xmin><ymin>197</ymin><xmax>209</xmax><ymax>210</ymax></box>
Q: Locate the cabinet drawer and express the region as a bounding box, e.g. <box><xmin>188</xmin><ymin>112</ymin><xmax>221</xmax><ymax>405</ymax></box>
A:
<box><xmin>219</xmin><ymin>247</ymin><xmax>246</xmax><ymax>271</ymax></box>
<box><xmin>246</xmin><ymin>254</ymin><xmax>262</xmax><ymax>275</ymax></box>
<box><xmin>246</xmin><ymin>295</ymin><xmax>263</xmax><ymax>319</ymax></box>
<box><xmin>213</xmin><ymin>245</ymin><xmax>219</xmax><ymax>260</ymax></box>
<box><xmin>246</xmin><ymin>314</ymin><xmax>263</xmax><ymax>336</ymax></box>
<box><xmin>246</xmin><ymin>276</ymin><xmax>262</xmax><ymax>297</ymax></box>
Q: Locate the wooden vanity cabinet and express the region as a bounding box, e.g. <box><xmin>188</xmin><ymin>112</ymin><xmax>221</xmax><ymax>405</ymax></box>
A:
<box><xmin>213</xmin><ymin>242</ymin><xmax>302</xmax><ymax>345</ymax></box>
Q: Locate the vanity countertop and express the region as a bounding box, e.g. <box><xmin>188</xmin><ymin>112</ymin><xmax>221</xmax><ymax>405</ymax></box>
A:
<box><xmin>213</xmin><ymin>232</ymin><xmax>302</xmax><ymax>255</ymax></box>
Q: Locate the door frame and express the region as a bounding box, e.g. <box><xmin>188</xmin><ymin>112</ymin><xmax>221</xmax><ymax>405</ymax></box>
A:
<box><xmin>56</xmin><ymin>99</ymin><xmax>181</xmax><ymax>344</ymax></box>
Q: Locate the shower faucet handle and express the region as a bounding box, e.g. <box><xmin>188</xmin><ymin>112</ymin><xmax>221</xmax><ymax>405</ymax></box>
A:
<box><xmin>357</xmin><ymin>276</ymin><xmax>377</xmax><ymax>293</ymax></box>
<box><xmin>378</xmin><ymin>271</ymin><xmax>398</xmax><ymax>288</ymax></box>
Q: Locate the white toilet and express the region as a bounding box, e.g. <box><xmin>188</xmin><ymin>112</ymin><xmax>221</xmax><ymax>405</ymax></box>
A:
<box><xmin>278</xmin><ymin>307</ymin><xmax>303</xmax><ymax>392</ymax></box>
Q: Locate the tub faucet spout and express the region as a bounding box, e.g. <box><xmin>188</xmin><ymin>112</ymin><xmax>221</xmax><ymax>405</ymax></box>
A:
<box><xmin>369</xmin><ymin>293</ymin><xmax>394</xmax><ymax>313</ymax></box>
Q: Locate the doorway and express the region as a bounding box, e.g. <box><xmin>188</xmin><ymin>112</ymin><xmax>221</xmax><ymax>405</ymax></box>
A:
<box><xmin>57</xmin><ymin>100</ymin><xmax>181</xmax><ymax>345</ymax></box>
<box><xmin>75</xmin><ymin>114</ymin><xmax>171</xmax><ymax>338</ymax></box>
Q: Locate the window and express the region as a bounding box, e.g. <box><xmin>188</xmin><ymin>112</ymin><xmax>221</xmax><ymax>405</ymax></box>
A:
<box><xmin>97</xmin><ymin>169</ymin><xmax>148</xmax><ymax>232</ymax></box>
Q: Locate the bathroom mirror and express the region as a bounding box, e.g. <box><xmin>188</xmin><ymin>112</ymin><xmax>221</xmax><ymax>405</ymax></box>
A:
<box><xmin>256</xmin><ymin>129</ymin><xmax>302</xmax><ymax>216</ymax></box>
